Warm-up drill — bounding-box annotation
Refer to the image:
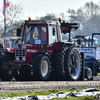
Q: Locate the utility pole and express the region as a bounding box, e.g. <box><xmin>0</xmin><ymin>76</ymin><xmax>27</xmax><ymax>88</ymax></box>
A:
<box><xmin>4</xmin><ymin>18</ymin><xmax>6</xmax><ymax>52</ymax></box>
<box><xmin>3</xmin><ymin>18</ymin><xmax>6</xmax><ymax>38</ymax></box>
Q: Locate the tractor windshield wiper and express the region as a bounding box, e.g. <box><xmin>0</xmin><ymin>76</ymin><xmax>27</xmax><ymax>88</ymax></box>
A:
<box><xmin>26</xmin><ymin>26</ymin><xmax>34</xmax><ymax>36</ymax></box>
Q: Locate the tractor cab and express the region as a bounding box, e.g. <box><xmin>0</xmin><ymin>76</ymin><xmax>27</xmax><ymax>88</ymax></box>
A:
<box><xmin>91</xmin><ymin>33</ymin><xmax>100</xmax><ymax>47</ymax></box>
<box><xmin>17</xmin><ymin>18</ymin><xmax>61</xmax><ymax>54</ymax></box>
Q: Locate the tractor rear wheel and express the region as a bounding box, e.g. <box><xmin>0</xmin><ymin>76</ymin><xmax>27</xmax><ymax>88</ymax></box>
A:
<box><xmin>64</xmin><ymin>47</ymin><xmax>82</xmax><ymax>81</ymax></box>
<box><xmin>52</xmin><ymin>46</ymin><xmax>68</xmax><ymax>81</ymax></box>
<box><xmin>32</xmin><ymin>54</ymin><xmax>50</xmax><ymax>81</ymax></box>
<box><xmin>0</xmin><ymin>54</ymin><xmax>14</xmax><ymax>81</ymax></box>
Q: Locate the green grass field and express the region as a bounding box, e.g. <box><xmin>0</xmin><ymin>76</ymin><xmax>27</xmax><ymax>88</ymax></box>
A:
<box><xmin>0</xmin><ymin>88</ymin><xmax>99</xmax><ymax>100</ymax></box>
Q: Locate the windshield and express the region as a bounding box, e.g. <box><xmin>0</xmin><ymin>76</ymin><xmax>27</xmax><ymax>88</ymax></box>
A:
<box><xmin>92</xmin><ymin>35</ymin><xmax>100</xmax><ymax>47</ymax></box>
<box><xmin>23</xmin><ymin>25</ymin><xmax>47</xmax><ymax>45</ymax></box>
<box><xmin>10</xmin><ymin>40</ymin><xmax>15</xmax><ymax>48</ymax></box>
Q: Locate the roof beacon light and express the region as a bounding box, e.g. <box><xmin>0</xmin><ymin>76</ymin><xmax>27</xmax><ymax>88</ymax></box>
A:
<box><xmin>70</xmin><ymin>37</ymin><xmax>72</xmax><ymax>39</ymax></box>
<box><xmin>58</xmin><ymin>17</ymin><xmax>61</xmax><ymax>23</ymax></box>
<box><xmin>31</xmin><ymin>20</ymin><xmax>40</xmax><ymax>22</ymax></box>
<box><xmin>29</xmin><ymin>17</ymin><xmax>31</xmax><ymax>21</ymax></box>
<box><xmin>14</xmin><ymin>34</ymin><xmax>16</xmax><ymax>36</ymax></box>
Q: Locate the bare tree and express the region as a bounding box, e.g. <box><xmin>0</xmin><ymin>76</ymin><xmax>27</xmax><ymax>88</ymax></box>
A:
<box><xmin>0</xmin><ymin>1</ymin><xmax>23</xmax><ymax>37</ymax></box>
<box><xmin>67</xmin><ymin>1</ymin><xmax>100</xmax><ymax>36</ymax></box>
<box><xmin>39</xmin><ymin>13</ymin><xmax>57</xmax><ymax>21</ymax></box>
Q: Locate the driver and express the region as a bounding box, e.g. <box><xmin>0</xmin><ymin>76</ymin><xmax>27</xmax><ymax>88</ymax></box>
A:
<box><xmin>41</xmin><ymin>30</ymin><xmax>46</xmax><ymax>42</ymax></box>
<box><xmin>33</xmin><ymin>27</ymin><xmax>40</xmax><ymax>40</ymax></box>
<box><xmin>37</xmin><ymin>27</ymin><xmax>47</xmax><ymax>44</ymax></box>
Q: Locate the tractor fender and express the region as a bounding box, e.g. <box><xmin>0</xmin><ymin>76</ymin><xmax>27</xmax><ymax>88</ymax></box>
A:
<box><xmin>45</xmin><ymin>52</ymin><xmax>51</xmax><ymax>60</ymax></box>
<box><xmin>54</xmin><ymin>42</ymin><xmax>71</xmax><ymax>51</ymax></box>
<box><xmin>4</xmin><ymin>51</ymin><xmax>14</xmax><ymax>55</ymax></box>
<box><xmin>59</xmin><ymin>42</ymin><xmax>73</xmax><ymax>51</ymax></box>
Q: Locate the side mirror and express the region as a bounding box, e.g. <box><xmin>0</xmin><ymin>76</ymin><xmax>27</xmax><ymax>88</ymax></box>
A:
<box><xmin>17</xmin><ymin>28</ymin><xmax>21</xmax><ymax>36</ymax></box>
<box><xmin>53</xmin><ymin>28</ymin><xmax>55</xmax><ymax>36</ymax></box>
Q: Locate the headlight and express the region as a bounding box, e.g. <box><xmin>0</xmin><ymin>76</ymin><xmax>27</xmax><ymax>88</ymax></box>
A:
<box><xmin>22</xmin><ymin>57</ymin><xmax>26</xmax><ymax>60</ymax></box>
<box><xmin>16</xmin><ymin>57</ymin><xmax>19</xmax><ymax>60</ymax></box>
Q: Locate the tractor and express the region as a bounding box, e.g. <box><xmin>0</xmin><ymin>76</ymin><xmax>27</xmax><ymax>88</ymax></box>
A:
<box><xmin>0</xmin><ymin>18</ymin><xmax>82</xmax><ymax>81</ymax></box>
<box><xmin>72</xmin><ymin>33</ymin><xmax>100</xmax><ymax>80</ymax></box>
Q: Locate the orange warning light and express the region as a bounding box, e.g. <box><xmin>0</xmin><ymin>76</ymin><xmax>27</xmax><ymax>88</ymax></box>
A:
<box><xmin>96</xmin><ymin>35</ymin><xmax>98</xmax><ymax>37</ymax></box>
<box><xmin>58</xmin><ymin>17</ymin><xmax>62</xmax><ymax>23</ymax></box>
<box><xmin>29</xmin><ymin>17</ymin><xmax>31</xmax><ymax>21</ymax></box>
<box><xmin>14</xmin><ymin>34</ymin><xmax>16</xmax><ymax>36</ymax></box>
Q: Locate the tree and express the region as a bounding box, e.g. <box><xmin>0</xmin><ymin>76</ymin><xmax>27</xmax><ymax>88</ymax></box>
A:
<box><xmin>39</xmin><ymin>13</ymin><xmax>57</xmax><ymax>21</ymax></box>
<box><xmin>67</xmin><ymin>1</ymin><xmax>100</xmax><ymax>36</ymax></box>
<box><xmin>0</xmin><ymin>1</ymin><xmax>23</xmax><ymax>37</ymax></box>
<box><xmin>67</xmin><ymin>9</ymin><xmax>78</xmax><ymax>23</ymax></box>
<box><xmin>80</xmin><ymin>1</ymin><xmax>100</xmax><ymax>36</ymax></box>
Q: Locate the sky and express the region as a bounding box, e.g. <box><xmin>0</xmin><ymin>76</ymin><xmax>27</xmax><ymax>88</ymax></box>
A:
<box><xmin>0</xmin><ymin>0</ymin><xmax>100</xmax><ymax>20</ymax></box>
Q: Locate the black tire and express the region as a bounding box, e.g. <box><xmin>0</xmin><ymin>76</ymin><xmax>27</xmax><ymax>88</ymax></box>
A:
<box><xmin>0</xmin><ymin>54</ymin><xmax>14</xmax><ymax>81</ymax></box>
<box><xmin>14</xmin><ymin>70</ymin><xmax>32</xmax><ymax>81</ymax></box>
<box><xmin>0</xmin><ymin>52</ymin><xmax>2</xmax><ymax>56</ymax></box>
<box><xmin>78</xmin><ymin>53</ymin><xmax>84</xmax><ymax>81</ymax></box>
<box><xmin>64</xmin><ymin>47</ymin><xmax>82</xmax><ymax>81</ymax></box>
<box><xmin>13</xmin><ymin>70</ymin><xmax>20</xmax><ymax>81</ymax></box>
<box><xmin>0</xmin><ymin>56</ymin><xmax>3</xmax><ymax>68</ymax></box>
<box><xmin>32</xmin><ymin>54</ymin><xmax>50</xmax><ymax>81</ymax></box>
<box><xmin>52</xmin><ymin>46</ymin><xmax>68</xmax><ymax>81</ymax></box>
<box><xmin>0</xmin><ymin>44</ymin><xmax>3</xmax><ymax>56</ymax></box>
<box><xmin>85</xmin><ymin>68</ymin><xmax>93</xmax><ymax>81</ymax></box>
<box><xmin>0</xmin><ymin>44</ymin><xmax>3</xmax><ymax>48</ymax></box>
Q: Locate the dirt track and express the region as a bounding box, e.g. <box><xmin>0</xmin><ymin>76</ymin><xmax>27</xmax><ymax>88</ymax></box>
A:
<box><xmin>0</xmin><ymin>75</ymin><xmax>99</xmax><ymax>93</ymax></box>
<box><xmin>0</xmin><ymin>80</ymin><xmax>100</xmax><ymax>93</ymax></box>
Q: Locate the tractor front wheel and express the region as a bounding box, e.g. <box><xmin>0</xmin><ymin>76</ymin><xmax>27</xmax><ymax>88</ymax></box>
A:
<box><xmin>0</xmin><ymin>54</ymin><xmax>14</xmax><ymax>81</ymax></box>
<box><xmin>32</xmin><ymin>55</ymin><xmax>50</xmax><ymax>80</ymax></box>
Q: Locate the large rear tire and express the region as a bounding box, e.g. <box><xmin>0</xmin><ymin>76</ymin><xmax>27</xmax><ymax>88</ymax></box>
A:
<box><xmin>64</xmin><ymin>47</ymin><xmax>82</xmax><ymax>81</ymax></box>
<box><xmin>32</xmin><ymin>54</ymin><xmax>50</xmax><ymax>81</ymax></box>
<box><xmin>0</xmin><ymin>54</ymin><xmax>14</xmax><ymax>81</ymax></box>
<box><xmin>52</xmin><ymin>46</ymin><xmax>68</xmax><ymax>81</ymax></box>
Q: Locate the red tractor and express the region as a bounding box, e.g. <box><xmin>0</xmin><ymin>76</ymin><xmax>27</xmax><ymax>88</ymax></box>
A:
<box><xmin>0</xmin><ymin>18</ymin><xmax>82</xmax><ymax>81</ymax></box>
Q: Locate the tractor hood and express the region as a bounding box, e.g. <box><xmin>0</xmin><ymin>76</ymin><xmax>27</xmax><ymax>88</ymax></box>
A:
<box><xmin>14</xmin><ymin>43</ymin><xmax>40</xmax><ymax>52</ymax></box>
<box><xmin>14</xmin><ymin>43</ymin><xmax>40</xmax><ymax>63</ymax></box>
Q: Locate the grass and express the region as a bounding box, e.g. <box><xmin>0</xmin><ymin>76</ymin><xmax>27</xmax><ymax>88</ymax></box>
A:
<box><xmin>0</xmin><ymin>88</ymin><xmax>99</xmax><ymax>100</ymax></box>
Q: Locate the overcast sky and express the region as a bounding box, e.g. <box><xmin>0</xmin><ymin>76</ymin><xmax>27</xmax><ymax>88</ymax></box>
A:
<box><xmin>0</xmin><ymin>0</ymin><xmax>100</xmax><ymax>20</ymax></box>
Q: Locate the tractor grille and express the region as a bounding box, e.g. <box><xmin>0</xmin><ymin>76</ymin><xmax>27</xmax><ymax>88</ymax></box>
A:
<box><xmin>15</xmin><ymin>50</ymin><xmax>26</xmax><ymax>61</ymax></box>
